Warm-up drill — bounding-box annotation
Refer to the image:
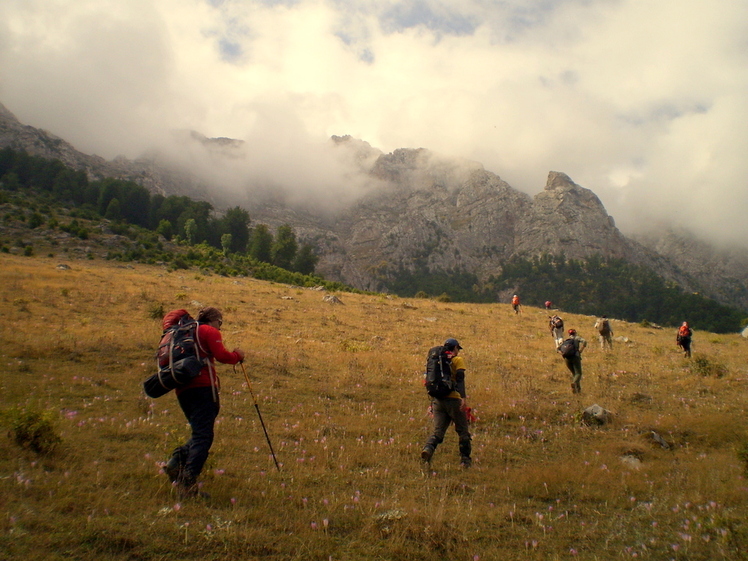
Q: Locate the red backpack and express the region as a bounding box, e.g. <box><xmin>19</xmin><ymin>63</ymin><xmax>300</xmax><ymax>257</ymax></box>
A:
<box><xmin>143</xmin><ymin>310</ymin><xmax>207</xmax><ymax>398</ymax></box>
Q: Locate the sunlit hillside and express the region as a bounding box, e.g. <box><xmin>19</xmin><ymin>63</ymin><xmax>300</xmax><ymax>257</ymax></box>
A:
<box><xmin>2</xmin><ymin>253</ymin><xmax>748</xmax><ymax>560</ymax></box>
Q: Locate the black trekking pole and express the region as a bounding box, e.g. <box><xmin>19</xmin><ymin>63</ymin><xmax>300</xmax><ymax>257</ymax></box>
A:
<box><xmin>238</xmin><ymin>362</ymin><xmax>281</xmax><ymax>472</ymax></box>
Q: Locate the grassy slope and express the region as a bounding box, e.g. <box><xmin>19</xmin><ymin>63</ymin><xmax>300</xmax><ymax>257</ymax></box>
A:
<box><xmin>1</xmin><ymin>253</ymin><xmax>748</xmax><ymax>560</ymax></box>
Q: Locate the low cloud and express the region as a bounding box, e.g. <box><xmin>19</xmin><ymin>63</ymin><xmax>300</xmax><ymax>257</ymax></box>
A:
<box><xmin>1</xmin><ymin>0</ymin><xmax>746</xmax><ymax>245</ymax></box>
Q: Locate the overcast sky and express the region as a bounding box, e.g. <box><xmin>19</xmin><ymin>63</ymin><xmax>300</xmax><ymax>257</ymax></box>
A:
<box><xmin>1</xmin><ymin>0</ymin><xmax>747</xmax><ymax>246</ymax></box>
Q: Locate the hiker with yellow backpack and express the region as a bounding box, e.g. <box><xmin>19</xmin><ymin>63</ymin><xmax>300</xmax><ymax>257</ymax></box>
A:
<box><xmin>421</xmin><ymin>338</ymin><xmax>472</xmax><ymax>468</ymax></box>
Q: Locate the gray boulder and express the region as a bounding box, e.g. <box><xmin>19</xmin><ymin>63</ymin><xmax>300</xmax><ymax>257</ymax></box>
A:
<box><xmin>582</xmin><ymin>404</ymin><xmax>612</xmax><ymax>426</ymax></box>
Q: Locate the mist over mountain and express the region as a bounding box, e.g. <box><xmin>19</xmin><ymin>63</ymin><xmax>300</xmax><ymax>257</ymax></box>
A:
<box><xmin>1</xmin><ymin>101</ymin><xmax>747</xmax><ymax>314</ymax></box>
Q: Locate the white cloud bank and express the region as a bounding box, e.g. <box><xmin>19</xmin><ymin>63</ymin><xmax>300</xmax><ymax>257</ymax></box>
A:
<box><xmin>1</xmin><ymin>0</ymin><xmax>747</xmax><ymax>245</ymax></box>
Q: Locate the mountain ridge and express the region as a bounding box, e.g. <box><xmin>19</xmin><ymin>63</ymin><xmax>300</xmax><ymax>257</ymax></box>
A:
<box><xmin>1</xmin><ymin>101</ymin><xmax>746</xmax><ymax>313</ymax></box>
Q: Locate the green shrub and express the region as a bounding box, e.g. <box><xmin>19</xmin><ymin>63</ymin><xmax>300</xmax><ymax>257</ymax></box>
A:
<box><xmin>28</xmin><ymin>212</ymin><xmax>44</xmax><ymax>229</ymax></box>
<box><xmin>690</xmin><ymin>355</ymin><xmax>728</xmax><ymax>378</ymax></box>
<box><xmin>8</xmin><ymin>408</ymin><xmax>62</xmax><ymax>454</ymax></box>
<box><xmin>170</xmin><ymin>256</ymin><xmax>190</xmax><ymax>271</ymax></box>
<box><xmin>147</xmin><ymin>302</ymin><xmax>165</xmax><ymax>319</ymax></box>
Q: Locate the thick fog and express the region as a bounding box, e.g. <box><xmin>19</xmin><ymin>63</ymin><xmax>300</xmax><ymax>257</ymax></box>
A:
<box><xmin>1</xmin><ymin>0</ymin><xmax>747</xmax><ymax>246</ymax></box>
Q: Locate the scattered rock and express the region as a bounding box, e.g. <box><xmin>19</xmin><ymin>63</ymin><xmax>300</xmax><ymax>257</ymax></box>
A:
<box><xmin>582</xmin><ymin>404</ymin><xmax>612</xmax><ymax>426</ymax></box>
<box><xmin>56</xmin><ymin>263</ymin><xmax>71</xmax><ymax>270</ymax></box>
<box><xmin>323</xmin><ymin>294</ymin><xmax>343</xmax><ymax>305</ymax></box>
<box><xmin>620</xmin><ymin>454</ymin><xmax>642</xmax><ymax>470</ymax></box>
<box><xmin>374</xmin><ymin>509</ymin><xmax>407</xmax><ymax>523</ymax></box>
<box><xmin>649</xmin><ymin>430</ymin><xmax>672</xmax><ymax>450</ymax></box>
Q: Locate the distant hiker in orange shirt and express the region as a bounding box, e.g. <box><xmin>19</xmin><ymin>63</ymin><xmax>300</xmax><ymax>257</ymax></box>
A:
<box><xmin>511</xmin><ymin>294</ymin><xmax>521</xmax><ymax>314</ymax></box>
<box><xmin>676</xmin><ymin>321</ymin><xmax>692</xmax><ymax>358</ymax></box>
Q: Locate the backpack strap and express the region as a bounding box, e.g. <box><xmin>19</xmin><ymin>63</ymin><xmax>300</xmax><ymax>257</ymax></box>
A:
<box><xmin>195</xmin><ymin>323</ymin><xmax>218</xmax><ymax>403</ymax></box>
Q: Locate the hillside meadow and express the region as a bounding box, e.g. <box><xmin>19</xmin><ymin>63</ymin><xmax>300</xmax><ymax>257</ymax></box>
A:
<box><xmin>1</xmin><ymin>253</ymin><xmax>748</xmax><ymax>560</ymax></box>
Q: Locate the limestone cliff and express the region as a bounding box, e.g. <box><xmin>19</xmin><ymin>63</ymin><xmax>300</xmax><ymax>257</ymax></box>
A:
<box><xmin>2</xmin><ymin>102</ymin><xmax>746</xmax><ymax>311</ymax></box>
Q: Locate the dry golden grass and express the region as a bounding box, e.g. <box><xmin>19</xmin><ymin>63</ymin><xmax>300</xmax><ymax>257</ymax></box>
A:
<box><xmin>1</xmin><ymin>252</ymin><xmax>748</xmax><ymax>560</ymax></box>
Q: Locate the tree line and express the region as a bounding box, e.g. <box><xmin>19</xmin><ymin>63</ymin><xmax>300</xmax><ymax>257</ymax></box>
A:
<box><xmin>2</xmin><ymin>147</ymin><xmax>745</xmax><ymax>332</ymax></box>
<box><xmin>0</xmin><ymin>148</ymin><xmax>318</xmax><ymax>274</ymax></box>
<box><xmin>387</xmin><ymin>254</ymin><xmax>746</xmax><ymax>334</ymax></box>
<box><xmin>493</xmin><ymin>254</ymin><xmax>747</xmax><ymax>333</ymax></box>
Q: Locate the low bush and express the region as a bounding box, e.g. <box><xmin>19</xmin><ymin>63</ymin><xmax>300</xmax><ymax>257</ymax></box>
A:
<box><xmin>7</xmin><ymin>408</ymin><xmax>62</xmax><ymax>454</ymax></box>
<box><xmin>147</xmin><ymin>302</ymin><xmax>165</xmax><ymax>320</ymax></box>
<box><xmin>689</xmin><ymin>355</ymin><xmax>729</xmax><ymax>378</ymax></box>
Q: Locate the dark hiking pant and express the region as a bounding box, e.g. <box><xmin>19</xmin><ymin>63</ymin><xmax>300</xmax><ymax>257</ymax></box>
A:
<box><xmin>680</xmin><ymin>337</ymin><xmax>692</xmax><ymax>358</ymax></box>
<box><xmin>424</xmin><ymin>398</ymin><xmax>471</xmax><ymax>461</ymax></box>
<box><xmin>565</xmin><ymin>356</ymin><xmax>583</xmax><ymax>393</ymax></box>
<box><xmin>170</xmin><ymin>386</ymin><xmax>220</xmax><ymax>485</ymax></box>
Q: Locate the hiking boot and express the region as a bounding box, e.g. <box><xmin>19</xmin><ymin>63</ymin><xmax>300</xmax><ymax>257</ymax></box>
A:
<box><xmin>460</xmin><ymin>457</ymin><xmax>472</xmax><ymax>469</ymax></box>
<box><xmin>164</xmin><ymin>455</ymin><xmax>182</xmax><ymax>483</ymax></box>
<box><xmin>176</xmin><ymin>482</ymin><xmax>210</xmax><ymax>500</ymax></box>
<box><xmin>420</xmin><ymin>447</ymin><xmax>434</xmax><ymax>463</ymax></box>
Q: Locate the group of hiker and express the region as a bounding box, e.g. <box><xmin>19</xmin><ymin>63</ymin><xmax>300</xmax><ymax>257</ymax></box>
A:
<box><xmin>419</xmin><ymin>301</ymin><xmax>618</xmax><ymax>468</ymax></box>
<box><xmin>154</xmin><ymin>299</ymin><xmax>696</xmax><ymax>496</ymax></box>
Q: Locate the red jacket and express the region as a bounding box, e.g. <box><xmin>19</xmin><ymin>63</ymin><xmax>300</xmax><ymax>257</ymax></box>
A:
<box><xmin>162</xmin><ymin>310</ymin><xmax>242</xmax><ymax>395</ymax></box>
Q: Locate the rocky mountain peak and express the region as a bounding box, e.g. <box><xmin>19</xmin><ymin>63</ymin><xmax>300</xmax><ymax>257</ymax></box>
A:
<box><xmin>545</xmin><ymin>170</ymin><xmax>577</xmax><ymax>191</ymax></box>
<box><xmin>0</xmin><ymin>102</ymin><xmax>19</xmax><ymax>122</ymax></box>
<box><xmin>1</xmin><ymin>105</ymin><xmax>747</xmax><ymax>311</ymax></box>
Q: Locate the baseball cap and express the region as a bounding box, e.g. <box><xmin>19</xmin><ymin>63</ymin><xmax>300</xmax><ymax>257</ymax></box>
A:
<box><xmin>444</xmin><ymin>338</ymin><xmax>463</xmax><ymax>349</ymax></box>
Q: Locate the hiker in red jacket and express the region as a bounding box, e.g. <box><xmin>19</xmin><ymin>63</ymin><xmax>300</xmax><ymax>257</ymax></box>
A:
<box><xmin>164</xmin><ymin>307</ymin><xmax>245</xmax><ymax>498</ymax></box>
<box><xmin>511</xmin><ymin>294</ymin><xmax>521</xmax><ymax>314</ymax></box>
